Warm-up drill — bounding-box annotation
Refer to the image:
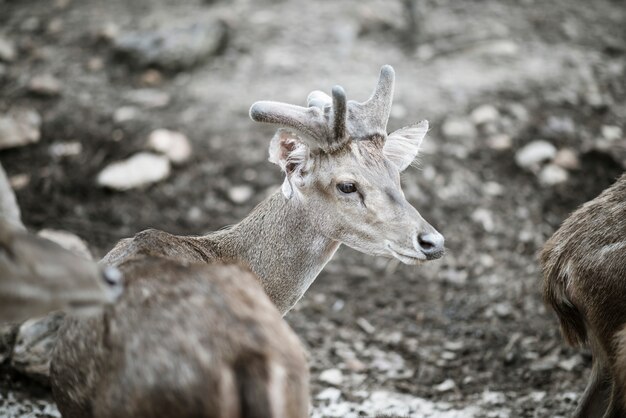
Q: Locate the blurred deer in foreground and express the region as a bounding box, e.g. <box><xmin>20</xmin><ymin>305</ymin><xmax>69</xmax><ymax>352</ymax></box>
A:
<box><xmin>51</xmin><ymin>65</ymin><xmax>443</xmax><ymax>417</ymax></box>
<box><xmin>541</xmin><ymin>173</ymin><xmax>626</xmax><ymax>418</ymax></box>
<box><xmin>0</xmin><ymin>163</ymin><xmax>122</xmax><ymax>322</ymax></box>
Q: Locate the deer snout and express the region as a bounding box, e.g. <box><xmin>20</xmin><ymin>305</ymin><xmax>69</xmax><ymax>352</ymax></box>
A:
<box><xmin>415</xmin><ymin>230</ymin><xmax>445</xmax><ymax>260</ymax></box>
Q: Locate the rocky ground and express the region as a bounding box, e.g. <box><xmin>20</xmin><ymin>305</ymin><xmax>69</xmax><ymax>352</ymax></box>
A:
<box><xmin>0</xmin><ymin>0</ymin><xmax>625</xmax><ymax>416</ymax></box>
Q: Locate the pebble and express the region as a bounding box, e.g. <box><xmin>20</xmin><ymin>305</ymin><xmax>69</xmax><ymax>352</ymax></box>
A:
<box><xmin>319</xmin><ymin>368</ymin><xmax>344</xmax><ymax>386</ymax></box>
<box><xmin>316</xmin><ymin>388</ymin><xmax>342</xmax><ymax>402</ymax></box>
<box><xmin>49</xmin><ymin>141</ymin><xmax>82</xmax><ymax>158</ymax></box>
<box><xmin>558</xmin><ymin>355</ymin><xmax>582</xmax><ymax>372</ymax></box>
<box><xmin>0</xmin><ymin>109</ymin><xmax>42</xmax><ymax>150</ymax></box>
<box><xmin>227</xmin><ymin>185</ymin><xmax>254</xmax><ymax>204</ymax></box>
<box><xmin>356</xmin><ymin>317</ymin><xmax>376</xmax><ymax>334</ymax></box>
<box><xmin>441</xmin><ymin>116</ymin><xmax>476</xmax><ymax>139</ymax></box>
<box><xmin>538</xmin><ymin>163</ymin><xmax>569</xmax><ymax>186</ymax></box>
<box><xmin>113</xmin><ymin>106</ymin><xmax>141</xmax><ymax>123</ymax></box>
<box><xmin>0</xmin><ymin>37</ymin><xmax>16</xmax><ymax>62</ymax></box>
<box><xmin>553</xmin><ymin>148</ymin><xmax>580</xmax><ymax>170</ymax></box>
<box><xmin>486</xmin><ymin>134</ymin><xmax>512</xmax><ymax>150</ymax></box>
<box><xmin>470</xmin><ymin>105</ymin><xmax>500</xmax><ymax>125</ymax></box>
<box><xmin>124</xmin><ymin>89</ymin><xmax>170</xmax><ymax>109</ymax></box>
<box><xmin>147</xmin><ymin>129</ymin><xmax>192</xmax><ymax>164</ymax></box>
<box><xmin>9</xmin><ymin>173</ymin><xmax>30</xmax><ymax>190</ymax></box>
<box><xmin>28</xmin><ymin>74</ymin><xmax>62</xmax><ymax>96</ymax></box>
<box><xmin>601</xmin><ymin>125</ymin><xmax>623</xmax><ymax>141</ymax></box>
<box><xmin>471</xmin><ymin>208</ymin><xmax>495</xmax><ymax>232</ymax></box>
<box><xmin>97</xmin><ymin>152</ymin><xmax>171</xmax><ymax>191</ymax></box>
<box><xmin>514</xmin><ymin>140</ymin><xmax>557</xmax><ymax>169</ymax></box>
<box><xmin>435</xmin><ymin>379</ymin><xmax>456</xmax><ymax>392</ymax></box>
<box><xmin>37</xmin><ymin>229</ymin><xmax>92</xmax><ymax>260</ymax></box>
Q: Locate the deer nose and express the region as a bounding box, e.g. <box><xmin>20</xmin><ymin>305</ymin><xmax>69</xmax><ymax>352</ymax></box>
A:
<box><xmin>416</xmin><ymin>232</ymin><xmax>445</xmax><ymax>260</ymax></box>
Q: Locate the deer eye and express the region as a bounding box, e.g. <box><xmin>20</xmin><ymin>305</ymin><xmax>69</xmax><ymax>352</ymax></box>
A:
<box><xmin>337</xmin><ymin>182</ymin><xmax>357</xmax><ymax>194</ymax></box>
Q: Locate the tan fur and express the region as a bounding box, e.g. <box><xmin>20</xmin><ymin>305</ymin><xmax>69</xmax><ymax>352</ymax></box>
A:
<box><xmin>51</xmin><ymin>260</ymin><xmax>309</xmax><ymax>418</ymax></box>
<box><xmin>540</xmin><ymin>173</ymin><xmax>626</xmax><ymax>417</ymax></box>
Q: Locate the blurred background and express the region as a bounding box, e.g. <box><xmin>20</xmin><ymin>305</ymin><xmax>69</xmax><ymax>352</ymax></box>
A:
<box><xmin>0</xmin><ymin>0</ymin><xmax>625</xmax><ymax>416</ymax></box>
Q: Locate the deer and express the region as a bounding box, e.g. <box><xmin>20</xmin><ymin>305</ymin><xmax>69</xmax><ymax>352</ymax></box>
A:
<box><xmin>541</xmin><ymin>173</ymin><xmax>626</xmax><ymax>418</ymax></box>
<box><xmin>0</xmin><ymin>163</ymin><xmax>123</xmax><ymax>322</ymax></box>
<box><xmin>50</xmin><ymin>65</ymin><xmax>444</xmax><ymax>417</ymax></box>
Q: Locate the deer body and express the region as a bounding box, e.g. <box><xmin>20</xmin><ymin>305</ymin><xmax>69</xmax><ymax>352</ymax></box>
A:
<box><xmin>52</xmin><ymin>259</ymin><xmax>308</xmax><ymax>418</ymax></box>
<box><xmin>541</xmin><ymin>173</ymin><xmax>626</xmax><ymax>418</ymax></box>
<box><xmin>52</xmin><ymin>66</ymin><xmax>444</xmax><ymax>417</ymax></box>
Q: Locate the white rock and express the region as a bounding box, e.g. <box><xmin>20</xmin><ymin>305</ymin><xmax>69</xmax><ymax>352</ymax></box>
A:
<box><xmin>113</xmin><ymin>106</ymin><xmax>140</xmax><ymax>123</ymax></box>
<box><xmin>28</xmin><ymin>74</ymin><xmax>62</xmax><ymax>96</ymax></box>
<box><xmin>0</xmin><ymin>37</ymin><xmax>16</xmax><ymax>62</ymax></box>
<box><xmin>441</xmin><ymin>117</ymin><xmax>476</xmax><ymax>139</ymax></box>
<box><xmin>553</xmin><ymin>148</ymin><xmax>580</xmax><ymax>170</ymax></box>
<box><xmin>316</xmin><ymin>387</ymin><xmax>342</xmax><ymax>402</ymax></box>
<box><xmin>539</xmin><ymin>163</ymin><xmax>569</xmax><ymax>186</ymax></box>
<box><xmin>228</xmin><ymin>185</ymin><xmax>254</xmax><ymax>204</ymax></box>
<box><xmin>319</xmin><ymin>368</ymin><xmax>344</xmax><ymax>386</ymax></box>
<box><xmin>356</xmin><ymin>317</ymin><xmax>375</xmax><ymax>334</ymax></box>
<box><xmin>435</xmin><ymin>379</ymin><xmax>456</xmax><ymax>392</ymax></box>
<box><xmin>97</xmin><ymin>152</ymin><xmax>171</xmax><ymax>190</ymax></box>
<box><xmin>601</xmin><ymin>125</ymin><xmax>623</xmax><ymax>142</ymax></box>
<box><xmin>470</xmin><ymin>105</ymin><xmax>500</xmax><ymax>125</ymax></box>
<box><xmin>124</xmin><ymin>89</ymin><xmax>170</xmax><ymax>109</ymax></box>
<box><xmin>471</xmin><ymin>208</ymin><xmax>495</xmax><ymax>232</ymax></box>
<box><xmin>515</xmin><ymin>140</ymin><xmax>557</xmax><ymax>169</ymax></box>
<box><xmin>558</xmin><ymin>354</ymin><xmax>582</xmax><ymax>372</ymax></box>
<box><xmin>486</xmin><ymin>134</ymin><xmax>512</xmax><ymax>150</ymax></box>
<box><xmin>0</xmin><ymin>109</ymin><xmax>42</xmax><ymax>150</ymax></box>
<box><xmin>37</xmin><ymin>229</ymin><xmax>93</xmax><ymax>260</ymax></box>
<box><xmin>49</xmin><ymin>141</ymin><xmax>82</xmax><ymax>158</ymax></box>
<box><xmin>147</xmin><ymin>129</ymin><xmax>192</xmax><ymax>164</ymax></box>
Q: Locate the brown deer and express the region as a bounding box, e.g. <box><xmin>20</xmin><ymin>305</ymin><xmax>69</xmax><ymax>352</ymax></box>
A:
<box><xmin>0</xmin><ymin>163</ymin><xmax>123</xmax><ymax>322</ymax></box>
<box><xmin>541</xmin><ymin>173</ymin><xmax>626</xmax><ymax>418</ymax></box>
<box><xmin>51</xmin><ymin>65</ymin><xmax>443</xmax><ymax>417</ymax></box>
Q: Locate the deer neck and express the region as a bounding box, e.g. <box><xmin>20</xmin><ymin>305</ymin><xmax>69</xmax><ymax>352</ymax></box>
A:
<box><xmin>203</xmin><ymin>191</ymin><xmax>340</xmax><ymax>315</ymax></box>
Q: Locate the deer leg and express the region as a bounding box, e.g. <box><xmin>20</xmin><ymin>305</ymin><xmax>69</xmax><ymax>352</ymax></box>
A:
<box><xmin>574</xmin><ymin>360</ymin><xmax>611</xmax><ymax>418</ymax></box>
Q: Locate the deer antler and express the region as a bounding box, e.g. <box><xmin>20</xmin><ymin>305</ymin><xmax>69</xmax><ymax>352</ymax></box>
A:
<box><xmin>249</xmin><ymin>65</ymin><xmax>396</xmax><ymax>151</ymax></box>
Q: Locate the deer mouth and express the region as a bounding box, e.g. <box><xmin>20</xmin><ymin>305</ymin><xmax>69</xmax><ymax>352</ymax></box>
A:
<box><xmin>386</xmin><ymin>243</ymin><xmax>426</xmax><ymax>265</ymax></box>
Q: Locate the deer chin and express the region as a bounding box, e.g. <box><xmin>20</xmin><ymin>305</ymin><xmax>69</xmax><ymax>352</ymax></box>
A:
<box><xmin>386</xmin><ymin>243</ymin><xmax>426</xmax><ymax>265</ymax></box>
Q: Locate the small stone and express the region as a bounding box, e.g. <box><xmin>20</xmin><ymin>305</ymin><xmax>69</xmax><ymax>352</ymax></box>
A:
<box><xmin>545</xmin><ymin>115</ymin><xmax>576</xmax><ymax>136</ymax></box>
<box><xmin>539</xmin><ymin>164</ymin><xmax>569</xmax><ymax>186</ymax></box>
<box><xmin>147</xmin><ymin>129</ymin><xmax>192</xmax><ymax>164</ymax></box>
<box><xmin>97</xmin><ymin>152</ymin><xmax>171</xmax><ymax>191</ymax></box>
<box><xmin>441</xmin><ymin>268</ymin><xmax>467</xmax><ymax>286</ymax></box>
<box><xmin>87</xmin><ymin>56</ymin><xmax>104</xmax><ymax>71</ymax></box>
<box><xmin>37</xmin><ymin>229</ymin><xmax>92</xmax><ymax>260</ymax></box>
<box><xmin>96</xmin><ymin>22</ymin><xmax>119</xmax><ymax>42</ymax></box>
<box><xmin>482</xmin><ymin>391</ymin><xmax>506</xmax><ymax>405</ymax></box>
<box><xmin>113</xmin><ymin>106</ymin><xmax>141</xmax><ymax>123</ymax></box>
<box><xmin>601</xmin><ymin>125</ymin><xmax>623</xmax><ymax>142</ymax></box>
<box><xmin>316</xmin><ymin>387</ymin><xmax>342</xmax><ymax>402</ymax></box>
<box><xmin>124</xmin><ymin>89</ymin><xmax>170</xmax><ymax>109</ymax></box>
<box><xmin>443</xmin><ymin>340</ymin><xmax>465</xmax><ymax>351</ymax></box>
<box><xmin>558</xmin><ymin>355</ymin><xmax>583</xmax><ymax>372</ymax></box>
<box><xmin>483</xmin><ymin>181</ymin><xmax>504</xmax><ymax>196</ymax></box>
<box><xmin>47</xmin><ymin>18</ymin><xmax>63</xmax><ymax>35</ymax></box>
<box><xmin>228</xmin><ymin>185</ymin><xmax>254</xmax><ymax>204</ymax></box>
<box><xmin>9</xmin><ymin>173</ymin><xmax>30</xmax><ymax>190</ymax></box>
<box><xmin>0</xmin><ymin>37</ymin><xmax>16</xmax><ymax>62</ymax></box>
<box><xmin>486</xmin><ymin>134</ymin><xmax>512</xmax><ymax>150</ymax></box>
<box><xmin>49</xmin><ymin>141</ymin><xmax>82</xmax><ymax>158</ymax></box>
<box><xmin>471</xmin><ymin>208</ymin><xmax>495</xmax><ymax>232</ymax></box>
<box><xmin>441</xmin><ymin>116</ymin><xmax>476</xmax><ymax>139</ymax></box>
<box><xmin>470</xmin><ymin>105</ymin><xmax>500</xmax><ymax>125</ymax></box>
<box><xmin>435</xmin><ymin>378</ymin><xmax>456</xmax><ymax>392</ymax></box>
<box><xmin>140</xmin><ymin>69</ymin><xmax>163</xmax><ymax>86</ymax></box>
<box><xmin>553</xmin><ymin>148</ymin><xmax>580</xmax><ymax>170</ymax></box>
<box><xmin>493</xmin><ymin>302</ymin><xmax>513</xmax><ymax>318</ymax></box>
<box><xmin>356</xmin><ymin>317</ymin><xmax>375</xmax><ymax>334</ymax></box>
<box><xmin>28</xmin><ymin>74</ymin><xmax>62</xmax><ymax>96</ymax></box>
<box><xmin>319</xmin><ymin>368</ymin><xmax>344</xmax><ymax>386</ymax></box>
<box><xmin>515</xmin><ymin>140</ymin><xmax>557</xmax><ymax>169</ymax></box>
<box><xmin>0</xmin><ymin>108</ymin><xmax>42</xmax><ymax>150</ymax></box>
<box><xmin>346</xmin><ymin>358</ymin><xmax>367</xmax><ymax>372</ymax></box>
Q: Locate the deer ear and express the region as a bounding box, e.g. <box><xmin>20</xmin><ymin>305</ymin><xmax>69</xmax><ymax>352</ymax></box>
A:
<box><xmin>268</xmin><ymin>129</ymin><xmax>313</xmax><ymax>199</ymax></box>
<box><xmin>383</xmin><ymin>120</ymin><xmax>428</xmax><ymax>172</ymax></box>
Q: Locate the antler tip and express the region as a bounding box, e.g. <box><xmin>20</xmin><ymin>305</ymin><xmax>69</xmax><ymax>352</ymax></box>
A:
<box><xmin>380</xmin><ymin>64</ymin><xmax>395</xmax><ymax>78</ymax></box>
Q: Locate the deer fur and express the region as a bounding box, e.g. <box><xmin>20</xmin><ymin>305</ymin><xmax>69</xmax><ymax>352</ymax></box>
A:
<box><xmin>541</xmin><ymin>173</ymin><xmax>626</xmax><ymax>418</ymax></box>
<box><xmin>51</xmin><ymin>65</ymin><xmax>443</xmax><ymax>417</ymax></box>
<box><xmin>0</xmin><ymin>162</ymin><xmax>122</xmax><ymax>322</ymax></box>
<box><xmin>52</xmin><ymin>259</ymin><xmax>308</xmax><ymax>418</ymax></box>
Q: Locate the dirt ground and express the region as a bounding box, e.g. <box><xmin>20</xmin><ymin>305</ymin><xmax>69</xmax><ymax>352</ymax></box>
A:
<box><xmin>1</xmin><ymin>0</ymin><xmax>625</xmax><ymax>416</ymax></box>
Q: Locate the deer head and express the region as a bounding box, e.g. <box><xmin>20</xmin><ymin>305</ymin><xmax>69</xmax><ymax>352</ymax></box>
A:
<box><xmin>250</xmin><ymin>65</ymin><xmax>444</xmax><ymax>263</ymax></box>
